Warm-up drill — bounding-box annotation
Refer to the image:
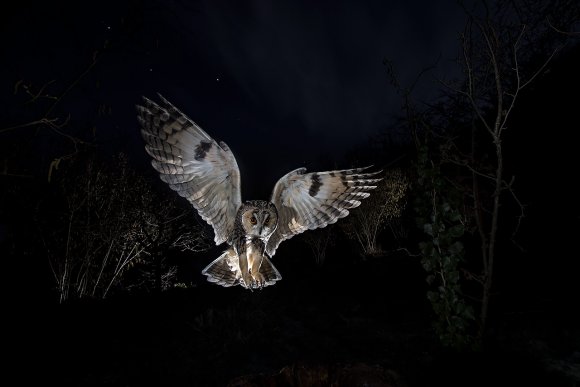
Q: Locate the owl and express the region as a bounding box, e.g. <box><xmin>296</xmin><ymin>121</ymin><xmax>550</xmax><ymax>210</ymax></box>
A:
<box><xmin>137</xmin><ymin>94</ymin><xmax>381</xmax><ymax>289</ymax></box>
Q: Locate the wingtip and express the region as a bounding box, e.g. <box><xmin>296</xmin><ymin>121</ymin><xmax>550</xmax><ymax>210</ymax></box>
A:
<box><xmin>364</xmin><ymin>167</ymin><xmax>384</xmax><ymax>177</ymax></box>
<box><xmin>140</xmin><ymin>93</ymin><xmax>169</xmax><ymax>107</ymax></box>
<box><xmin>156</xmin><ymin>92</ymin><xmax>170</xmax><ymax>105</ymax></box>
<box><xmin>284</xmin><ymin>167</ymin><xmax>307</xmax><ymax>176</ymax></box>
<box><xmin>362</xmin><ymin>165</ymin><xmax>384</xmax><ymax>174</ymax></box>
<box><xmin>350</xmin><ymin>166</ymin><xmax>383</xmax><ymax>178</ymax></box>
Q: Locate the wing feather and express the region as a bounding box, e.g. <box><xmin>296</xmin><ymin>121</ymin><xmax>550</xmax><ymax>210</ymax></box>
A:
<box><xmin>137</xmin><ymin>94</ymin><xmax>242</xmax><ymax>245</ymax></box>
<box><xmin>266</xmin><ymin>166</ymin><xmax>381</xmax><ymax>256</ymax></box>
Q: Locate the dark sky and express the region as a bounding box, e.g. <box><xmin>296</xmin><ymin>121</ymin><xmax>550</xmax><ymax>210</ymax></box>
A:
<box><xmin>2</xmin><ymin>0</ymin><xmax>466</xmax><ymax>199</ymax></box>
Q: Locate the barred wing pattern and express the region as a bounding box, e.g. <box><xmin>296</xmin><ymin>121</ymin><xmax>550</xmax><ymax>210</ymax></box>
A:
<box><xmin>266</xmin><ymin>167</ymin><xmax>381</xmax><ymax>256</ymax></box>
<box><xmin>137</xmin><ymin>95</ymin><xmax>242</xmax><ymax>245</ymax></box>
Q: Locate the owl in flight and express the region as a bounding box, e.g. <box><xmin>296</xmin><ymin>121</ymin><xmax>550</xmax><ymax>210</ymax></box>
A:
<box><xmin>137</xmin><ymin>95</ymin><xmax>381</xmax><ymax>290</ymax></box>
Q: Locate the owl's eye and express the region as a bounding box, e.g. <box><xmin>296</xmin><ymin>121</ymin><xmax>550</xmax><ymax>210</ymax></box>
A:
<box><xmin>264</xmin><ymin>217</ymin><xmax>269</xmax><ymax>225</ymax></box>
<box><xmin>250</xmin><ymin>216</ymin><xmax>257</xmax><ymax>225</ymax></box>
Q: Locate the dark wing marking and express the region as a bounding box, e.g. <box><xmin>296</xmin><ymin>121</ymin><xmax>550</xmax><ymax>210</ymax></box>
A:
<box><xmin>266</xmin><ymin>166</ymin><xmax>381</xmax><ymax>256</ymax></box>
<box><xmin>137</xmin><ymin>94</ymin><xmax>242</xmax><ymax>245</ymax></box>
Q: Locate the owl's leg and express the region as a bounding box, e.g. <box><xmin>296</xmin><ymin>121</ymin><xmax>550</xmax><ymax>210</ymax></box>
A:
<box><xmin>248</xmin><ymin>239</ymin><xmax>266</xmax><ymax>288</ymax></box>
<box><xmin>235</xmin><ymin>240</ymin><xmax>254</xmax><ymax>289</ymax></box>
<box><xmin>250</xmin><ymin>257</ymin><xmax>265</xmax><ymax>288</ymax></box>
<box><xmin>238</xmin><ymin>252</ymin><xmax>254</xmax><ymax>289</ymax></box>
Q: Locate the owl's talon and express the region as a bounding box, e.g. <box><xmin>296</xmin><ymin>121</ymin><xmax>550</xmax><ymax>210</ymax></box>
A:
<box><xmin>242</xmin><ymin>272</ymin><xmax>254</xmax><ymax>289</ymax></box>
<box><xmin>251</xmin><ymin>272</ymin><xmax>265</xmax><ymax>289</ymax></box>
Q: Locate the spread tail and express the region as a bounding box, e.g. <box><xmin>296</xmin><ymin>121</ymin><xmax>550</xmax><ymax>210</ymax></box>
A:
<box><xmin>258</xmin><ymin>256</ymin><xmax>282</xmax><ymax>287</ymax></box>
<box><xmin>201</xmin><ymin>248</ymin><xmax>282</xmax><ymax>289</ymax></box>
<box><xmin>201</xmin><ymin>249</ymin><xmax>241</xmax><ymax>287</ymax></box>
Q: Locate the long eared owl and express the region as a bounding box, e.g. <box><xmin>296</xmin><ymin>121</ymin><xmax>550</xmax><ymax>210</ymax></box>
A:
<box><xmin>137</xmin><ymin>95</ymin><xmax>381</xmax><ymax>289</ymax></box>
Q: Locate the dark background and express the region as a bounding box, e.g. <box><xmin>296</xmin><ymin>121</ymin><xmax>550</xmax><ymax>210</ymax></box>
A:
<box><xmin>1</xmin><ymin>0</ymin><xmax>465</xmax><ymax>196</ymax></box>
<box><xmin>2</xmin><ymin>1</ymin><xmax>579</xmax><ymax>386</ymax></box>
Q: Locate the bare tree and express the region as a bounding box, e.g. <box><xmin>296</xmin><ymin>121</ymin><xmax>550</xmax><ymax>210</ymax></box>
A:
<box><xmin>135</xmin><ymin>194</ymin><xmax>211</xmax><ymax>294</ymax></box>
<box><xmin>0</xmin><ymin>48</ymin><xmax>105</xmax><ymax>183</ymax></box>
<box><xmin>381</xmin><ymin>0</ymin><xmax>578</xmax><ymax>349</ymax></box>
<box><xmin>341</xmin><ymin>169</ymin><xmax>409</xmax><ymax>257</ymax></box>
<box><xmin>410</xmin><ymin>0</ymin><xmax>578</xmax><ymax>343</ymax></box>
<box><xmin>441</xmin><ymin>9</ymin><xmax>568</xmax><ymax>339</ymax></box>
<box><xmin>38</xmin><ymin>153</ymin><xmax>210</xmax><ymax>302</ymax></box>
<box><xmin>302</xmin><ymin>225</ymin><xmax>336</xmax><ymax>266</ymax></box>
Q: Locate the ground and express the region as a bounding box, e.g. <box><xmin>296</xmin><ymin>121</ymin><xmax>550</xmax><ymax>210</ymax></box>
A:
<box><xmin>14</xmin><ymin>253</ymin><xmax>580</xmax><ymax>386</ymax></box>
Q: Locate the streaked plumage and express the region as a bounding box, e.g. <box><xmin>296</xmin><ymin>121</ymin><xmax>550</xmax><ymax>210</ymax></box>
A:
<box><xmin>137</xmin><ymin>94</ymin><xmax>381</xmax><ymax>289</ymax></box>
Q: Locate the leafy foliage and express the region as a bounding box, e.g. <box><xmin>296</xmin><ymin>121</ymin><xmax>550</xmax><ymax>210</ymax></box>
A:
<box><xmin>414</xmin><ymin>145</ymin><xmax>475</xmax><ymax>349</ymax></box>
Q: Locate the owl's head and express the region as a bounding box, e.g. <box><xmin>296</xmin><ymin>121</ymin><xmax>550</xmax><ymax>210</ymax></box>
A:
<box><xmin>240</xmin><ymin>201</ymin><xmax>278</xmax><ymax>238</ymax></box>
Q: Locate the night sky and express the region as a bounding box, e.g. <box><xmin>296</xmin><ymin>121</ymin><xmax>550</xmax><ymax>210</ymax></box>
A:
<box><xmin>2</xmin><ymin>1</ymin><xmax>580</xmax><ymax>386</ymax></box>
<box><xmin>2</xmin><ymin>0</ymin><xmax>465</xmax><ymax>197</ymax></box>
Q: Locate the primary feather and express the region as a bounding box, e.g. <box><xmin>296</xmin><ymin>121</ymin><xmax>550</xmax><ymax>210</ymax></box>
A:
<box><xmin>137</xmin><ymin>94</ymin><xmax>241</xmax><ymax>245</ymax></box>
<box><xmin>267</xmin><ymin>167</ymin><xmax>381</xmax><ymax>256</ymax></box>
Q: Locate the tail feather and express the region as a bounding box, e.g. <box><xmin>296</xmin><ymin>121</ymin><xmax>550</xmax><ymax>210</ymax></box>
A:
<box><xmin>201</xmin><ymin>249</ymin><xmax>282</xmax><ymax>289</ymax></box>
<box><xmin>201</xmin><ymin>249</ymin><xmax>241</xmax><ymax>287</ymax></box>
<box><xmin>259</xmin><ymin>256</ymin><xmax>282</xmax><ymax>287</ymax></box>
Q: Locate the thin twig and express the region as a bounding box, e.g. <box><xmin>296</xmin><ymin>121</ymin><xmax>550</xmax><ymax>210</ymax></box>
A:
<box><xmin>546</xmin><ymin>17</ymin><xmax>580</xmax><ymax>36</ymax></box>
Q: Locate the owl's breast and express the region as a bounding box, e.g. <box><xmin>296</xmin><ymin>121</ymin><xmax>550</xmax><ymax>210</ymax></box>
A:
<box><xmin>244</xmin><ymin>235</ymin><xmax>268</xmax><ymax>248</ymax></box>
<box><xmin>243</xmin><ymin>236</ymin><xmax>266</xmax><ymax>266</ymax></box>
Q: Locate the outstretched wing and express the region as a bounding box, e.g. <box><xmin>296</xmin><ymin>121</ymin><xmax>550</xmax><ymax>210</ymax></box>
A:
<box><xmin>266</xmin><ymin>167</ymin><xmax>381</xmax><ymax>256</ymax></box>
<box><xmin>137</xmin><ymin>94</ymin><xmax>241</xmax><ymax>245</ymax></box>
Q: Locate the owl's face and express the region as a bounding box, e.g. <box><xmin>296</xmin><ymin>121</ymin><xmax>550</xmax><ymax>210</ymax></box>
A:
<box><xmin>240</xmin><ymin>202</ymin><xmax>278</xmax><ymax>238</ymax></box>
